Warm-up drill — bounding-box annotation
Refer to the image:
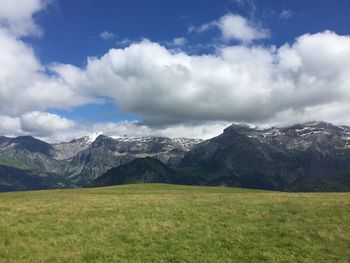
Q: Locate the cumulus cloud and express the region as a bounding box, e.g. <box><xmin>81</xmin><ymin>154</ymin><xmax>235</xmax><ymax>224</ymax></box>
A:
<box><xmin>0</xmin><ymin>0</ymin><xmax>46</xmax><ymax>37</ymax></box>
<box><xmin>218</xmin><ymin>13</ymin><xmax>269</xmax><ymax>42</ymax></box>
<box><xmin>0</xmin><ymin>0</ymin><xmax>98</xmax><ymax>141</ymax></box>
<box><xmin>270</xmin><ymin>102</ymin><xmax>350</xmax><ymax>128</ymax></box>
<box><xmin>0</xmin><ymin>28</ymin><xmax>98</xmax><ymax>116</ymax></box>
<box><xmin>0</xmin><ymin>112</ymin><xmax>77</xmax><ymax>142</ymax></box>
<box><xmin>0</xmin><ymin>1</ymin><xmax>98</xmax><ymax>117</ymax></box>
<box><xmin>189</xmin><ymin>13</ymin><xmax>269</xmax><ymax>43</ymax></box>
<box><xmin>20</xmin><ymin>111</ymin><xmax>75</xmax><ymax>137</ymax></box>
<box><xmin>49</xmin><ymin>31</ymin><xmax>350</xmax><ymax>129</ymax></box>
<box><xmin>0</xmin><ymin>116</ymin><xmax>21</xmax><ymax>137</ymax></box>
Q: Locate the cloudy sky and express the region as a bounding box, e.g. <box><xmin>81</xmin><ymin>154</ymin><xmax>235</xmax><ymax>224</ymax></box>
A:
<box><xmin>1</xmin><ymin>0</ymin><xmax>350</xmax><ymax>142</ymax></box>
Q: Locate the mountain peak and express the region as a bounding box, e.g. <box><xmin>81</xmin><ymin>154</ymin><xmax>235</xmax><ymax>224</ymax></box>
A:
<box><xmin>8</xmin><ymin>135</ymin><xmax>54</xmax><ymax>157</ymax></box>
<box><xmin>302</xmin><ymin>121</ymin><xmax>333</xmax><ymax>128</ymax></box>
<box><xmin>91</xmin><ymin>134</ymin><xmax>117</xmax><ymax>148</ymax></box>
<box><xmin>87</xmin><ymin>132</ymin><xmax>104</xmax><ymax>143</ymax></box>
<box><xmin>281</xmin><ymin>121</ymin><xmax>346</xmax><ymax>134</ymax></box>
<box><xmin>15</xmin><ymin>135</ymin><xmax>36</xmax><ymax>141</ymax></box>
<box><xmin>223</xmin><ymin>123</ymin><xmax>255</xmax><ymax>134</ymax></box>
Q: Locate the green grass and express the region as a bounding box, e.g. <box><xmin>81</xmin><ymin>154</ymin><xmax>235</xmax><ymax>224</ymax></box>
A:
<box><xmin>0</xmin><ymin>184</ymin><xmax>349</xmax><ymax>263</ymax></box>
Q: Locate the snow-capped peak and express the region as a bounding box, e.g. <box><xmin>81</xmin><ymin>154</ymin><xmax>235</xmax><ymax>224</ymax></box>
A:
<box><xmin>87</xmin><ymin>132</ymin><xmax>104</xmax><ymax>143</ymax></box>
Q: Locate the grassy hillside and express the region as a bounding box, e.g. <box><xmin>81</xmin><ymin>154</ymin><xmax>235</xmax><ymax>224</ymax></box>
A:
<box><xmin>0</xmin><ymin>184</ymin><xmax>349</xmax><ymax>262</ymax></box>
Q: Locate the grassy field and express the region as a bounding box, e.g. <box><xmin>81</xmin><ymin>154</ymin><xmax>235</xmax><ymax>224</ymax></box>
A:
<box><xmin>0</xmin><ymin>184</ymin><xmax>349</xmax><ymax>263</ymax></box>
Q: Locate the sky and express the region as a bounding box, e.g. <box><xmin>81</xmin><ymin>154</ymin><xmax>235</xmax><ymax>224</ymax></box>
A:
<box><xmin>1</xmin><ymin>0</ymin><xmax>350</xmax><ymax>142</ymax></box>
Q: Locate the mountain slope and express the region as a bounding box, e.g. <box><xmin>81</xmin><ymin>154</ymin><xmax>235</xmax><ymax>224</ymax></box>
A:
<box><xmin>90</xmin><ymin>157</ymin><xmax>179</xmax><ymax>187</ymax></box>
<box><xmin>0</xmin><ymin>136</ymin><xmax>68</xmax><ymax>179</ymax></box>
<box><xmin>178</xmin><ymin>122</ymin><xmax>350</xmax><ymax>191</ymax></box>
<box><xmin>0</xmin><ymin>136</ymin><xmax>55</xmax><ymax>157</ymax></box>
<box><xmin>52</xmin><ymin>136</ymin><xmax>92</xmax><ymax>160</ymax></box>
<box><xmin>66</xmin><ymin>135</ymin><xmax>201</xmax><ymax>184</ymax></box>
<box><xmin>0</xmin><ymin>164</ymin><xmax>65</xmax><ymax>192</ymax></box>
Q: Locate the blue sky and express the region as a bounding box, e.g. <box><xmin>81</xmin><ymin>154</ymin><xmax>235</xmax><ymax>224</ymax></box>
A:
<box><xmin>33</xmin><ymin>0</ymin><xmax>350</xmax><ymax>65</ymax></box>
<box><xmin>1</xmin><ymin>0</ymin><xmax>350</xmax><ymax>141</ymax></box>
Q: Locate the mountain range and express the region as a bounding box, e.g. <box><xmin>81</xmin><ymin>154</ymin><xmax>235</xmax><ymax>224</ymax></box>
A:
<box><xmin>0</xmin><ymin>134</ymin><xmax>201</xmax><ymax>191</ymax></box>
<box><xmin>177</xmin><ymin>121</ymin><xmax>350</xmax><ymax>191</ymax></box>
<box><xmin>1</xmin><ymin>121</ymin><xmax>350</xmax><ymax>192</ymax></box>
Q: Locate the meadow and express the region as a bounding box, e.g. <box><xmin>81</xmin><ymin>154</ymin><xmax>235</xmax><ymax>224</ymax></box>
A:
<box><xmin>0</xmin><ymin>184</ymin><xmax>349</xmax><ymax>262</ymax></box>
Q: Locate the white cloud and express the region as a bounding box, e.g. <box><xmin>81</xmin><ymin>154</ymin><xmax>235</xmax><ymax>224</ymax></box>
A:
<box><xmin>0</xmin><ymin>116</ymin><xmax>21</xmax><ymax>137</ymax></box>
<box><xmin>270</xmin><ymin>102</ymin><xmax>350</xmax><ymax>128</ymax></box>
<box><xmin>189</xmin><ymin>13</ymin><xmax>269</xmax><ymax>43</ymax></box>
<box><xmin>0</xmin><ymin>1</ymin><xmax>98</xmax><ymax>141</ymax></box>
<box><xmin>188</xmin><ymin>21</ymin><xmax>216</xmax><ymax>34</ymax></box>
<box><xmin>280</xmin><ymin>10</ymin><xmax>293</xmax><ymax>20</ymax></box>
<box><xmin>0</xmin><ymin>112</ymin><xmax>78</xmax><ymax>142</ymax></box>
<box><xmin>0</xmin><ymin>3</ymin><xmax>98</xmax><ymax>117</ymax></box>
<box><xmin>100</xmin><ymin>31</ymin><xmax>115</xmax><ymax>40</ymax></box>
<box><xmin>0</xmin><ymin>0</ymin><xmax>46</xmax><ymax>37</ymax></box>
<box><xmin>91</xmin><ymin>121</ymin><xmax>230</xmax><ymax>140</ymax></box>
<box><xmin>20</xmin><ymin>111</ymin><xmax>75</xmax><ymax>137</ymax></box>
<box><xmin>173</xmin><ymin>37</ymin><xmax>187</xmax><ymax>46</ymax></box>
<box><xmin>0</xmin><ymin>28</ymin><xmax>97</xmax><ymax>116</ymax></box>
<box><xmin>116</xmin><ymin>38</ymin><xmax>132</xmax><ymax>46</ymax></box>
<box><xmin>50</xmin><ymin>31</ymin><xmax>350</xmax><ymax>131</ymax></box>
<box><xmin>0</xmin><ymin>117</ymin><xmax>229</xmax><ymax>143</ymax></box>
<box><xmin>218</xmin><ymin>13</ymin><xmax>269</xmax><ymax>42</ymax></box>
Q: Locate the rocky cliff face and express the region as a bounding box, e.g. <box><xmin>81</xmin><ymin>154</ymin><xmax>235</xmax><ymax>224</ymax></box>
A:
<box><xmin>52</xmin><ymin>136</ymin><xmax>92</xmax><ymax>160</ymax></box>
